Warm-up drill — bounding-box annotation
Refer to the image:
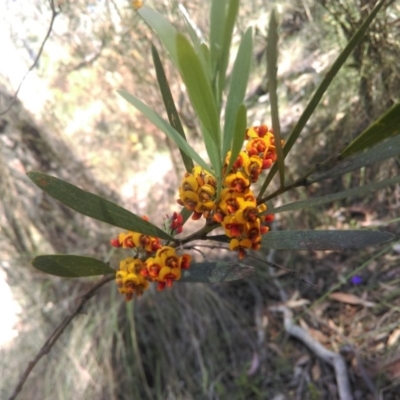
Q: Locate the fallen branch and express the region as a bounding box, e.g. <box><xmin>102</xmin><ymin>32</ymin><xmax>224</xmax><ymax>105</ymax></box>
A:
<box><xmin>272</xmin><ymin>305</ymin><xmax>354</xmax><ymax>400</ymax></box>
<box><xmin>7</xmin><ymin>274</ymin><xmax>114</xmax><ymax>400</ymax></box>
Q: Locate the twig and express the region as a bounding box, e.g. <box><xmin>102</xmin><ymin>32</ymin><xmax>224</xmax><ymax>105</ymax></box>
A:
<box><xmin>0</xmin><ymin>0</ymin><xmax>60</xmax><ymax>116</ymax></box>
<box><xmin>180</xmin><ymin>222</ymin><xmax>219</xmax><ymax>244</ymax></box>
<box><xmin>272</xmin><ymin>305</ymin><xmax>354</xmax><ymax>400</ymax></box>
<box><xmin>7</xmin><ymin>274</ymin><xmax>114</xmax><ymax>400</ymax></box>
<box><xmin>182</xmin><ymin>243</ymin><xmax>228</xmax><ymax>252</ymax></box>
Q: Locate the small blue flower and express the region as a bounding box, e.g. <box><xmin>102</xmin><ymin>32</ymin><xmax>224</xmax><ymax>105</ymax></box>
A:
<box><xmin>350</xmin><ymin>275</ymin><xmax>363</xmax><ymax>285</ymax></box>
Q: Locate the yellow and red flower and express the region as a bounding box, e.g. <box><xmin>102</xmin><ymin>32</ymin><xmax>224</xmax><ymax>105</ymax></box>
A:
<box><xmin>115</xmin><ymin>246</ymin><xmax>192</xmax><ymax>300</ymax></box>
<box><xmin>178</xmin><ymin>166</ymin><xmax>217</xmax><ymax>219</ymax></box>
<box><xmin>114</xmin><ymin>123</ymin><xmax>279</xmax><ymax>289</ymax></box>
<box><xmin>116</xmin><ymin>258</ymin><xmax>149</xmax><ymax>301</ymax></box>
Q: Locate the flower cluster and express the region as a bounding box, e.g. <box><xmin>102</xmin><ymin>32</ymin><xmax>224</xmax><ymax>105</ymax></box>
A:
<box><xmin>111</xmin><ymin>229</ymin><xmax>161</xmax><ymax>253</ymax></box>
<box><xmin>111</xmin><ymin>216</ymin><xmax>191</xmax><ymax>301</ymax></box>
<box><xmin>177</xmin><ymin>166</ymin><xmax>217</xmax><ymax>220</ymax></box>
<box><xmin>167</xmin><ymin>211</ymin><xmax>184</xmax><ymax>234</ymax></box>
<box><xmin>177</xmin><ymin>125</ymin><xmax>277</xmax><ymax>259</ymax></box>
<box><xmin>115</xmin><ymin>258</ymin><xmax>149</xmax><ymax>301</ymax></box>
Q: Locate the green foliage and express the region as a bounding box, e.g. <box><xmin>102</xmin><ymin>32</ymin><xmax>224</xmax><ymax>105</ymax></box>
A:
<box><xmin>137</xmin><ymin>6</ymin><xmax>178</xmax><ymax>63</ymax></box>
<box><xmin>268</xmin><ymin>176</ymin><xmax>400</xmax><ymax>214</ymax></box>
<box><xmin>224</xmin><ymin>104</ymin><xmax>247</xmax><ymax>177</ymax></box>
<box><xmin>209</xmin><ymin>230</ymin><xmax>393</xmax><ymax>250</ymax></box>
<box><xmin>27</xmin><ymin>0</ymin><xmax>396</xmax><ymax>286</ymax></box>
<box><xmin>151</xmin><ymin>44</ymin><xmax>194</xmax><ymax>172</ymax></box>
<box><xmin>32</xmin><ymin>255</ymin><xmax>115</xmax><ymax>277</ymax></box>
<box><xmin>27</xmin><ymin>172</ymin><xmax>172</xmax><ymax>240</ymax></box>
<box><xmin>258</xmin><ymin>0</ymin><xmax>387</xmax><ymax>198</ymax></box>
<box><xmin>217</xmin><ymin>0</ymin><xmax>240</xmax><ymax>105</ymax></box>
<box><xmin>5</xmin><ymin>2</ymin><xmax>400</xmax><ymax>400</ymax></box>
<box><xmin>260</xmin><ymin>230</ymin><xmax>394</xmax><ymax>250</ymax></box>
<box><xmin>307</xmin><ymin>134</ymin><xmax>400</xmax><ymax>184</ymax></box>
<box><xmin>117</xmin><ymin>90</ymin><xmax>211</xmax><ymax>173</ymax></box>
<box><xmin>340</xmin><ymin>101</ymin><xmax>400</xmax><ymax>157</ymax></box>
<box><xmin>266</xmin><ymin>9</ymin><xmax>285</xmax><ymax>187</ymax></box>
<box><xmin>222</xmin><ymin>28</ymin><xmax>252</xmax><ymax>162</ymax></box>
<box><xmin>176</xmin><ymin>32</ymin><xmax>222</xmax><ymax>178</ymax></box>
<box><xmin>32</xmin><ymin>254</ymin><xmax>254</xmax><ymax>282</ymax></box>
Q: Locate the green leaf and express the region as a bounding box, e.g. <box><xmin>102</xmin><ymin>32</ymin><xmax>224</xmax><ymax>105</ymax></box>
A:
<box><xmin>138</xmin><ymin>7</ymin><xmax>178</xmax><ymax>64</ymax></box>
<box><xmin>32</xmin><ymin>255</ymin><xmax>115</xmax><ymax>277</ymax></box>
<box><xmin>178</xmin><ymin>4</ymin><xmax>212</xmax><ymax>81</ymax></box>
<box><xmin>176</xmin><ymin>33</ymin><xmax>222</xmax><ymax>177</ymax></box>
<box><xmin>261</xmin><ymin>230</ymin><xmax>394</xmax><ymax>250</ymax></box>
<box><xmin>180</xmin><ymin>260</ymin><xmax>255</xmax><ymax>282</ymax></box>
<box><xmin>27</xmin><ymin>172</ymin><xmax>172</xmax><ymax>240</ymax></box>
<box><xmin>209</xmin><ymin>0</ymin><xmax>227</xmax><ymax>79</ymax></box>
<box><xmin>307</xmin><ymin>134</ymin><xmax>400</xmax><ymax>184</ymax></box>
<box><xmin>340</xmin><ymin>102</ymin><xmax>400</xmax><ymax>158</ymax></box>
<box><xmin>217</xmin><ymin>0</ymin><xmax>240</xmax><ymax>104</ymax></box>
<box><xmin>258</xmin><ymin>0</ymin><xmax>386</xmax><ymax>199</ymax></box>
<box><xmin>178</xmin><ymin>3</ymin><xmax>202</xmax><ymax>50</ymax></box>
<box><xmin>206</xmin><ymin>235</ymin><xmax>229</xmax><ymax>243</ymax></box>
<box><xmin>200</xmin><ymin>43</ymin><xmax>212</xmax><ymax>80</ymax></box>
<box><xmin>208</xmin><ymin>230</ymin><xmax>394</xmax><ymax>250</ymax></box>
<box><xmin>223</xmin><ymin>27</ymin><xmax>252</xmax><ymax>160</ymax></box>
<box><xmin>180</xmin><ymin>207</ymin><xmax>192</xmax><ymax>225</ymax></box>
<box><xmin>118</xmin><ymin>89</ymin><xmax>211</xmax><ymax>173</ymax></box>
<box><xmin>151</xmin><ymin>44</ymin><xmax>194</xmax><ymax>172</ymax></box>
<box><xmin>224</xmin><ymin>104</ymin><xmax>247</xmax><ymax>177</ymax></box>
<box><xmin>267</xmin><ymin>176</ymin><xmax>400</xmax><ymax>214</ymax></box>
<box><xmin>266</xmin><ymin>9</ymin><xmax>285</xmax><ymax>187</ymax></box>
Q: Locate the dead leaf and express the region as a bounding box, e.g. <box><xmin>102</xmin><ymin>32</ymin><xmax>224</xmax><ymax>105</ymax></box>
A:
<box><xmin>247</xmin><ymin>352</ymin><xmax>260</xmax><ymax>376</ymax></box>
<box><xmin>267</xmin><ymin>342</ymin><xmax>284</xmax><ymax>357</ymax></box>
<box><xmin>329</xmin><ymin>292</ymin><xmax>376</xmax><ymax>307</ymax></box>
<box><xmin>388</xmin><ymin>329</ymin><xmax>400</xmax><ymax>347</ymax></box>
<box><xmin>309</xmin><ymin>328</ymin><xmax>329</xmax><ymax>344</ymax></box>
<box><xmin>382</xmin><ymin>353</ymin><xmax>400</xmax><ymax>380</ymax></box>
<box><xmin>312</xmin><ymin>361</ymin><xmax>321</xmax><ymax>381</ymax></box>
<box><xmin>286</xmin><ymin>298</ymin><xmax>310</xmax><ymax>308</ymax></box>
<box><xmin>296</xmin><ymin>354</ymin><xmax>310</xmax><ymax>366</ymax></box>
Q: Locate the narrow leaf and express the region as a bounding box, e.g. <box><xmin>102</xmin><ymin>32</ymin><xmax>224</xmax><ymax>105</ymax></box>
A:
<box><xmin>138</xmin><ymin>7</ymin><xmax>178</xmax><ymax>64</ymax></box>
<box><xmin>218</xmin><ymin>0</ymin><xmax>240</xmax><ymax>103</ymax></box>
<box><xmin>210</xmin><ymin>0</ymin><xmax>227</xmax><ymax>79</ymax></box>
<box><xmin>206</xmin><ymin>235</ymin><xmax>229</xmax><ymax>243</ymax></box>
<box><xmin>27</xmin><ymin>172</ymin><xmax>172</xmax><ymax>240</ymax></box>
<box><xmin>178</xmin><ymin>3</ymin><xmax>202</xmax><ymax>50</ymax></box>
<box><xmin>266</xmin><ymin>9</ymin><xmax>285</xmax><ymax>187</ymax></box>
<box><xmin>180</xmin><ymin>260</ymin><xmax>255</xmax><ymax>282</ymax></box>
<box><xmin>261</xmin><ymin>230</ymin><xmax>394</xmax><ymax>250</ymax></box>
<box><xmin>200</xmin><ymin>43</ymin><xmax>212</xmax><ymax>78</ymax></box>
<box><xmin>340</xmin><ymin>102</ymin><xmax>400</xmax><ymax>157</ymax></box>
<box><xmin>176</xmin><ymin>33</ymin><xmax>221</xmax><ymax>176</ymax></box>
<box><xmin>258</xmin><ymin>0</ymin><xmax>386</xmax><ymax>198</ymax></box>
<box><xmin>224</xmin><ymin>104</ymin><xmax>247</xmax><ymax>177</ymax></box>
<box><xmin>329</xmin><ymin>292</ymin><xmax>376</xmax><ymax>307</ymax></box>
<box><xmin>118</xmin><ymin>90</ymin><xmax>210</xmax><ymax>173</ymax></box>
<box><xmin>308</xmin><ymin>134</ymin><xmax>400</xmax><ymax>183</ymax></box>
<box><xmin>268</xmin><ymin>176</ymin><xmax>400</xmax><ymax>214</ymax></box>
<box><xmin>32</xmin><ymin>255</ymin><xmax>115</xmax><ymax>278</ymax></box>
<box><xmin>178</xmin><ymin>4</ymin><xmax>211</xmax><ymax>81</ymax></box>
<box><xmin>179</xmin><ymin>207</ymin><xmax>192</xmax><ymax>225</ymax></box>
<box><xmin>223</xmin><ymin>27</ymin><xmax>252</xmax><ymax>159</ymax></box>
<box><xmin>151</xmin><ymin>44</ymin><xmax>194</xmax><ymax>172</ymax></box>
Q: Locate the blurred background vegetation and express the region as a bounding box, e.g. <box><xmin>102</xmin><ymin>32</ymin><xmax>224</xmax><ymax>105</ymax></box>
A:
<box><xmin>1</xmin><ymin>0</ymin><xmax>400</xmax><ymax>399</ymax></box>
